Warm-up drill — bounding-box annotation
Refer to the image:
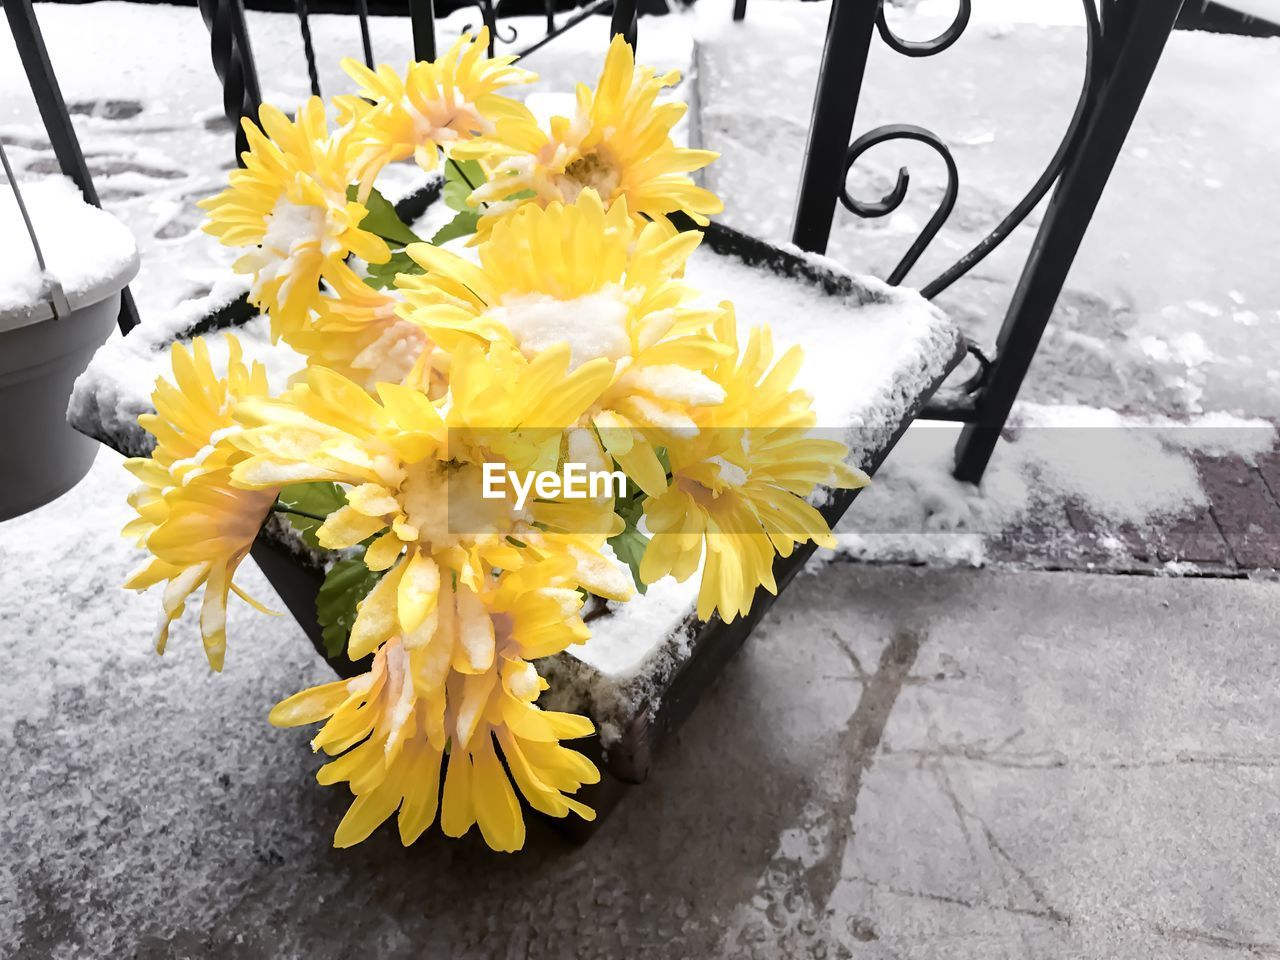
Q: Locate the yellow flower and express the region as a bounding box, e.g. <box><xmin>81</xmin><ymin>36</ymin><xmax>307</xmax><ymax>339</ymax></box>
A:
<box><xmin>639</xmin><ymin>310</ymin><xmax>869</xmax><ymax>622</ymax></box>
<box><xmin>231</xmin><ymin>353</ymin><xmax>632</xmax><ymax>662</ymax></box>
<box><xmin>454</xmin><ymin>35</ymin><xmax>722</xmax><ymax>230</ymax></box>
<box><xmin>123</xmin><ymin>336</ymin><xmax>278</xmax><ymax>670</ymax></box>
<box><xmin>198</xmin><ymin>98</ymin><xmax>390</xmax><ymax>340</ymax></box>
<box><xmin>268</xmin><ymin>565</ymin><xmax>600</xmax><ymax>851</ymax></box>
<box><xmin>283</xmin><ymin>272</ymin><xmax>444</xmax><ymax>395</ymax></box>
<box><xmin>396</xmin><ymin>190</ymin><xmax>732</xmax><ymax>497</ymax></box>
<box><xmin>335</xmin><ymin>29</ymin><xmax>536</xmax><ymax>186</ymax></box>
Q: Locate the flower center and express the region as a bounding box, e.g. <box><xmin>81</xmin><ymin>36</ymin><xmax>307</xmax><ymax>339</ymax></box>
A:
<box><xmin>486</xmin><ymin>285</ymin><xmax>632</xmax><ymax>370</ymax></box>
<box><xmin>553</xmin><ymin>150</ymin><xmax>621</xmax><ymax>204</ymax></box>
<box><xmin>400</xmin><ymin>461</ymin><xmax>524</xmax><ymax>546</ymax></box>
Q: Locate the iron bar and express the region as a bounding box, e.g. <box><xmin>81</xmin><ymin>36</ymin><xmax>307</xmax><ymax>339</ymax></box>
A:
<box><xmin>3</xmin><ymin>0</ymin><xmax>140</xmax><ymax>334</ymax></box>
<box><xmin>790</xmin><ymin>0</ymin><xmax>881</xmax><ymax>254</ymax></box>
<box><xmin>515</xmin><ymin>0</ymin><xmax>613</xmax><ymax>60</ymax></box>
<box><xmin>733</xmin><ymin>0</ymin><xmax>748</xmax><ymax>22</ymax></box>
<box><xmin>356</xmin><ymin>0</ymin><xmax>375</xmax><ymax>67</ymax></box>
<box><xmin>951</xmin><ymin>0</ymin><xmax>1187</xmax><ymax>483</ymax></box>
<box><xmin>471</xmin><ymin>0</ymin><xmax>500</xmax><ymax>55</ymax></box>
<box><xmin>410</xmin><ymin>0</ymin><xmax>437</xmax><ymax>62</ymax></box>
<box><xmin>544</xmin><ymin>0</ymin><xmax>557</xmax><ymax>34</ymax></box>
<box><xmin>295</xmin><ymin>0</ymin><xmax>322</xmax><ymax>97</ymax></box>
<box><xmin>197</xmin><ymin>0</ymin><xmax>262</xmax><ymax>161</ymax></box>
<box><xmin>840</xmin><ymin>123</ymin><xmax>959</xmax><ymax>286</ymax></box>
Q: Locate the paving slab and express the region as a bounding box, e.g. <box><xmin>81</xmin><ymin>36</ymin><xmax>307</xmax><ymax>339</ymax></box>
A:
<box><xmin>5</xmin><ymin>452</ymin><xmax>1280</xmax><ymax>958</ymax></box>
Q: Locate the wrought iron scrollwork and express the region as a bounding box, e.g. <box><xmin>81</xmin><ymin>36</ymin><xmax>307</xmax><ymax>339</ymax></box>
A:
<box><xmin>514</xmin><ymin>0</ymin><xmax>614</xmax><ymax>60</ymax></box>
<box><xmin>920</xmin><ymin>0</ymin><xmax>1100</xmax><ymax>298</ymax></box>
<box><xmin>834</xmin><ymin>0</ymin><xmax>1102</xmax><ymax>301</ymax></box>
<box><xmin>875</xmin><ymin>0</ymin><xmax>970</xmax><ymax>57</ymax></box>
<box><xmin>953</xmin><ymin>338</ymin><xmax>993</xmax><ymax>396</ymax></box>
<box><xmin>919</xmin><ymin>337</ymin><xmax>992</xmax><ymax>421</ymax></box>
<box><xmin>840</xmin><ymin>123</ymin><xmax>958</xmax><ymax>286</ymax></box>
<box><xmin>464</xmin><ymin>0</ymin><xmax>517</xmax><ymax>55</ymax></box>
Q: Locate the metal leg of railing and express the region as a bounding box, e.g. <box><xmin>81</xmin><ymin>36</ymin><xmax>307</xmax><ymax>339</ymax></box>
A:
<box><xmin>951</xmin><ymin>0</ymin><xmax>1186</xmax><ymax>484</ymax></box>
<box><xmin>733</xmin><ymin>0</ymin><xmax>748</xmax><ymax>21</ymax></box>
<box><xmin>410</xmin><ymin>0</ymin><xmax>437</xmax><ymax>62</ymax></box>
<box><xmin>789</xmin><ymin>0</ymin><xmax>880</xmax><ymax>255</ymax></box>
<box><xmin>477</xmin><ymin>0</ymin><xmax>499</xmax><ymax>55</ymax></box>
<box><xmin>610</xmin><ymin>0</ymin><xmax>638</xmax><ymax>49</ymax></box>
<box><xmin>197</xmin><ymin>0</ymin><xmax>262</xmax><ymax>163</ymax></box>
<box><xmin>356</xmin><ymin>0</ymin><xmax>375</xmax><ymax>67</ymax></box>
<box><xmin>3</xmin><ymin>0</ymin><xmax>140</xmax><ymax>335</ymax></box>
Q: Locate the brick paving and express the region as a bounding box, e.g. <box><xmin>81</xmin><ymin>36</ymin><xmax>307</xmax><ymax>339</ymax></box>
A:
<box><xmin>987</xmin><ymin>439</ymin><xmax>1280</xmax><ymax>577</ymax></box>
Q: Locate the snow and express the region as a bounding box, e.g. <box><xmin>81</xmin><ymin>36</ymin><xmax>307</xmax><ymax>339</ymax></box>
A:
<box><xmin>489</xmin><ymin>287</ymin><xmax>633</xmax><ymax>369</ymax></box>
<box><xmin>68</xmin><ymin>289</ymin><xmax>302</xmax><ymax>458</ymax></box>
<box><xmin>696</xmin><ymin>0</ymin><xmax>1280</xmax><ymax>420</ymax></box>
<box><xmin>242</xmin><ymin>198</ymin><xmax>340</xmax><ymax>307</ymax></box>
<box><xmin>821</xmin><ymin>405</ymin><xmax>1277</xmax><ymax>569</ymax></box>
<box><xmin>573</xmin><ymin>575</ymin><xmax>701</xmax><ymax>678</ymax></box>
<box><xmin>685</xmin><ymin>250</ymin><xmax>960</xmax><ymax>464</ymax></box>
<box><xmin>0</xmin><ymin>175</ymin><xmax>139</xmax><ymax>329</ymax></box>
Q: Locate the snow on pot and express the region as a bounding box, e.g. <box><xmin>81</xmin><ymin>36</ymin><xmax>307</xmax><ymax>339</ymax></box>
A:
<box><xmin>0</xmin><ymin>173</ymin><xmax>139</xmax><ymax>521</ymax></box>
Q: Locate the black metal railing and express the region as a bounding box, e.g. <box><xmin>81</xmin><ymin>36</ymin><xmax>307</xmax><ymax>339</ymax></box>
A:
<box><xmin>180</xmin><ymin>0</ymin><xmax>1183</xmax><ymax>487</ymax></box>
<box><xmin>198</xmin><ymin>0</ymin><xmax>640</xmax><ymax>167</ymax></box>
<box><xmin>3</xmin><ymin>0</ymin><xmax>141</xmax><ymax>335</ymax></box>
<box><xmin>788</xmin><ymin>0</ymin><xmax>1185</xmax><ymax>482</ymax></box>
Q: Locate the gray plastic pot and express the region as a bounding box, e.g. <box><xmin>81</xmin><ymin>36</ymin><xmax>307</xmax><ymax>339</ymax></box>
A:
<box><xmin>1</xmin><ymin>168</ymin><xmax>139</xmax><ymax>521</ymax></box>
<box><xmin>0</xmin><ymin>286</ymin><xmax>130</xmax><ymax>520</ymax></box>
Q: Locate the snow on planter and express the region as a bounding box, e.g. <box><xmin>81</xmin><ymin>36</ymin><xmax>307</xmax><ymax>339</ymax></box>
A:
<box><xmin>69</xmin><ymin>280</ymin><xmax>303</xmax><ymax>458</ymax></box>
<box><xmin>0</xmin><ymin>176</ymin><xmax>139</xmax><ymax>327</ymax></box>
<box><xmin>540</xmin><ymin>241</ymin><xmax>961</xmax><ymax>749</ymax></box>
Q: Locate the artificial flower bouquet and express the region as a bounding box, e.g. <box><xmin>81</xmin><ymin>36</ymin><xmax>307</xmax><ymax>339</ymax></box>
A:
<box><xmin>122</xmin><ymin>30</ymin><xmax>867</xmax><ymax>852</ymax></box>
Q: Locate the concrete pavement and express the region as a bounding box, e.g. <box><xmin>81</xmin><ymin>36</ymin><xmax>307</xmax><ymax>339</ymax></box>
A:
<box><xmin>5</xmin><ymin>456</ymin><xmax>1279</xmax><ymax>958</ymax></box>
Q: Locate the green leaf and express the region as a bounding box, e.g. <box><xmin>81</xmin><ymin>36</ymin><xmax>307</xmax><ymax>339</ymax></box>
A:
<box><xmin>443</xmin><ymin>158</ymin><xmax>485</xmax><ymax>213</ymax></box>
<box><xmin>316</xmin><ymin>558</ymin><xmax>384</xmax><ymax>658</ymax></box>
<box><xmin>364</xmin><ymin>249</ymin><xmax>423</xmax><ymax>290</ymax></box>
<box><xmin>608</xmin><ymin>525</ymin><xmax>650</xmax><ymax>596</ymax></box>
<box><xmin>655</xmin><ymin>446</ymin><xmax>672</xmax><ymax>475</ymax></box>
<box><xmin>348</xmin><ymin>184</ymin><xmax>422</xmax><ymax>247</ymax></box>
<box><xmin>276</xmin><ymin>482</ymin><xmax>347</xmax><ymax>549</ymax></box>
<box><xmin>430</xmin><ymin>209</ymin><xmax>480</xmax><ymax>246</ymax></box>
